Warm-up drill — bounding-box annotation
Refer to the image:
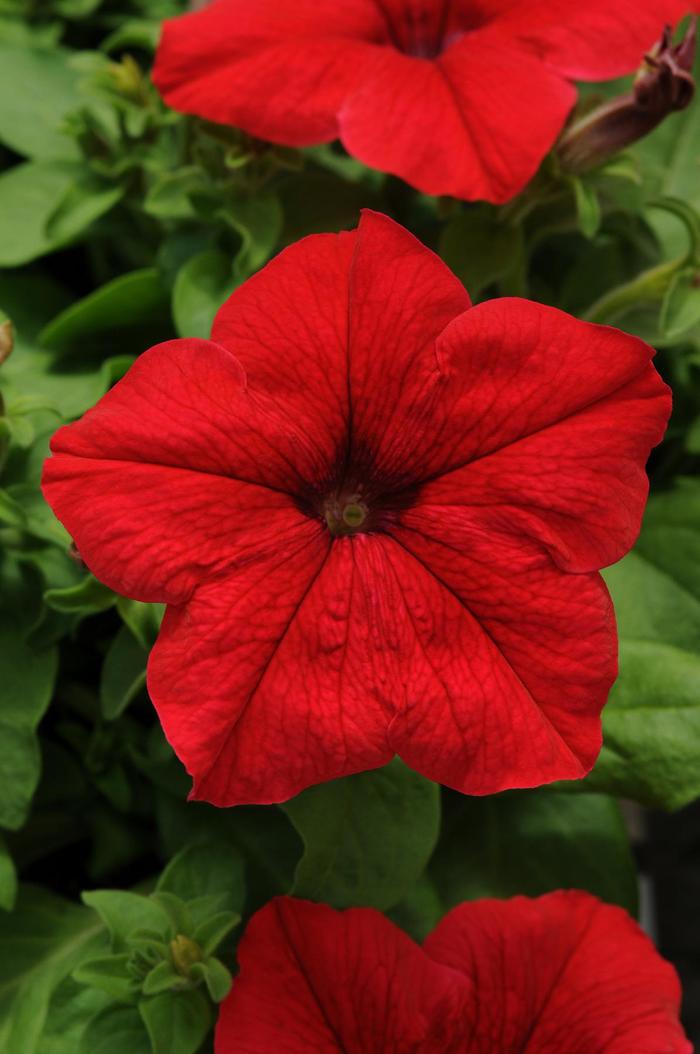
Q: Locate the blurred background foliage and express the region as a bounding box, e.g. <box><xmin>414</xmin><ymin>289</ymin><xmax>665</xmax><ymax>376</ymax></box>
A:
<box><xmin>0</xmin><ymin>3</ymin><xmax>699</xmax><ymax>1052</ymax></box>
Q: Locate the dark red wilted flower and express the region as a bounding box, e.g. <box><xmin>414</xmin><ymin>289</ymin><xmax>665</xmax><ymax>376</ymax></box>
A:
<box><xmin>152</xmin><ymin>0</ymin><xmax>695</xmax><ymax>202</ymax></box>
<box><xmin>42</xmin><ymin>212</ymin><xmax>669</xmax><ymax>806</ymax></box>
<box><xmin>215</xmin><ymin>893</ymin><xmax>691</xmax><ymax>1053</ymax></box>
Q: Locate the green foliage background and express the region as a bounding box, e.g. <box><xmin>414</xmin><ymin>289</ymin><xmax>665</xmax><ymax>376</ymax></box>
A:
<box><xmin>0</xmin><ymin>3</ymin><xmax>699</xmax><ymax>1051</ymax></box>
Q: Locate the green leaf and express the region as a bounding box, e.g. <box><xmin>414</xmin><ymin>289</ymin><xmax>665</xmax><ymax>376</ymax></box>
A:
<box><xmin>659</xmin><ymin>267</ymin><xmax>700</xmax><ymax>341</ymax></box>
<box><xmin>439</xmin><ymin>205</ymin><xmax>523</xmax><ymax>297</ymax></box>
<box><xmin>72</xmin><ymin>954</ymin><xmax>135</xmax><ymax>1001</ymax></box>
<box><xmin>687</xmin><ymin>413</ymin><xmax>700</xmax><ymax>453</ymax></box>
<box><xmin>79</xmin><ymin>1005</ymin><xmax>151</xmax><ymax>1054</ymax></box>
<box><xmin>156</xmin><ymin>841</ymin><xmax>246</xmax><ymax>917</ymax></box>
<box><xmin>39</xmin><ymin>269</ymin><xmax>170</xmax><ymax>356</ymax></box>
<box><xmin>172</xmin><ymin>250</ymin><xmax>234</xmax><ymax>340</ymax></box>
<box><xmin>0</xmin><ymin>43</ymin><xmax>81</xmax><ymax>161</ymax></box>
<box><xmin>0</xmin><ymin>886</ymin><xmax>104</xmax><ymax>1054</ymax></box>
<box><xmin>37</xmin><ymin>982</ymin><xmax>110</xmax><ymax>1054</ymax></box>
<box><xmin>144</xmin><ymin>169</ymin><xmax>203</xmax><ymax>222</ymax></box>
<box><xmin>571</xmin><ymin>177</ymin><xmax>601</xmax><ymax>239</ymax></box>
<box><xmin>282</xmin><ymin>758</ymin><xmax>440</xmax><ymax>911</ymax></box>
<box><xmin>0</xmin><ymin>624</ymin><xmax>58</xmax><ymax>829</ymax></box>
<box><xmin>82</xmin><ymin>891</ymin><xmax>170</xmax><ymax>951</ymax></box>
<box><xmin>585</xmin><ymin>481</ymin><xmax>700</xmax><ymax>809</ymax></box>
<box><xmin>45</xmin><ymin>177</ymin><xmax>124</xmax><ymax>247</ymax></box>
<box><xmin>0</xmin><ymin>833</ymin><xmax>17</xmax><ymax>911</ymax></box>
<box><xmin>224</xmin><ymin>192</ymin><xmax>283</xmax><ymax>281</ymax></box>
<box><xmin>0</xmin><ymin>163</ymin><xmax>77</xmax><ymax>267</ymax></box>
<box><xmin>5</xmin><ymin>484</ymin><xmax>70</xmax><ymax>546</ymax></box>
<box><xmin>387</xmin><ymin>874</ymin><xmax>443</xmax><ymax>943</ymax></box>
<box><xmin>100</xmin><ymin>626</ymin><xmax>148</xmax><ymax>720</ymax></box>
<box><xmin>430</xmin><ymin>789</ymin><xmax>638</xmax><ymax>915</ymax></box>
<box><xmin>115</xmin><ymin>598</ymin><xmax>164</xmax><ymax>649</ymax></box>
<box><xmin>0</xmin><ymin>333</ymin><xmax>131</xmax><ymax>426</ymax></box>
<box><xmin>57</xmin><ymin>0</ymin><xmax>105</xmax><ymax>17</ymax></box>
<box><xmin>138</xmin><ymin>989</ymin><xmax>211</xmax><ymax>1054</ymax></box>
<box><xmin>101</xmin><ymin>20</ymin><xmax>161</xmax><ymax>54</ymax></box>
<box><xmin>192</xmin><ymin>912</ymin><xmax>239</xmax><ymax>957</ymax></box>
<box><xmin>0</xmin><ymin>488</ymin><xmax>26</xmax><ymax>529</ymax></box>
<box><xmin>141</xmin><ymin>960</ymin><xmax>180</xmax><ymax>997</ymax></box>
<box><xmin>190</xmin><ymin>957</ymin><xmax>231</xmax><ymax>1003</ymax></box>
<box><xmin>0</xmin><ymin>162</ymin><xmax>120</xmax><ymax>268</ymax></box>
<box><xmin>44</xmin><ymin>575</ymin><xmax>115</xmax><ymax>615</ymax></box>
<box><xmin>149</xmin><ymin>893</ymin><xmax>193</xmax><ymax>937</ymax></box>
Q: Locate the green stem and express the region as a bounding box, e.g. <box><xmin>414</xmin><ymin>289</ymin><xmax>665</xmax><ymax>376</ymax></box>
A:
<box><xmin>583</xmin><ymin>258</ymin><xmax>681</xmax><ymax>324</ymax></box>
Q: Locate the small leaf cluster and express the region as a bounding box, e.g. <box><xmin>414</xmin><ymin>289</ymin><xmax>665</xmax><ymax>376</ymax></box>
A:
<box><xmin>72</xmin><ymin>840</ymin><xmax>242</xmax><ymax>1054</ymax></box>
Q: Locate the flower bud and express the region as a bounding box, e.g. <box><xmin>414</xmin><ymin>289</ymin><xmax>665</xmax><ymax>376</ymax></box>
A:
<box><xmin>170</xmin><ymin>934</ymin><xmax>202</xmax><ymax>977</ymax></box>
<box><xmin>558</xmin><ymin>19</ymin><xmax>696</xmax><ymax>173</ymax></box>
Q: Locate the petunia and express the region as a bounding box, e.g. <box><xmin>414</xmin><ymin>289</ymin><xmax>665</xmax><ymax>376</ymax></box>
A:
<box><xmin>152</xmin><ymin>0</ymin><xmax>695</xmax><ymax>202</ymax></box>
<box><xmin>42</xmin><ymin>211</ymin><xmax>670</xmax><ymax>806</ymax></box>
<box><xmin>215</xmin><ymin>892</ymin><xmax>691</xmax><ymax>1053</ymax></box>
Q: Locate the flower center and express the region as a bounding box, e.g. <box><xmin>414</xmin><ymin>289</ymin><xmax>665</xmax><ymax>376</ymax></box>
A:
<box><xmin>324</xmin><ymin>494</ymin><xmax>369</xmax><ymax>536</ymax></box>
<box><xmin>341</xmin><ymin>502</ymin><xmax>367</xmax><ymax>529</ymax></box>
<box><xmin>380</xmin><ymin>3</ymin><xmax>471</xmax><ymax>59</ymax></box>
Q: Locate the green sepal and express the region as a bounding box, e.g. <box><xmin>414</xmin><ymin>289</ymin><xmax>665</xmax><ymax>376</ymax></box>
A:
<box><xmin>72</xmin><ymin>953</ymin><xmax>136</xmax><ymax>1002</ymax></box>
<box><xmin>149</xmin><ymin>892</ymin><xmax>193</xmax><ymax>937</ymax></box>
<box><xmin>141</xmin><ymin>959</ymin><xmax>182</xmax><ymax>996</ymax></box>
<box><xmin>193</xmin><ymin>911</ymin><xmax>240</xmax><ymax>957</ymax></box>
<box><xmin>189</xmin><ymin>957</ymin><xmax>232</xmax><ymax>1003</ymax></box>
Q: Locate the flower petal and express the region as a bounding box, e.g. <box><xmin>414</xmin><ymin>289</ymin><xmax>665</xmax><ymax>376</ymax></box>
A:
<box><xmin>347</xmin><ymin>211</ymin><xmax>470</xmax><ymax>483</ymax></box>
<box><xmin>424</xmin><ymin>891</ymin><xmax>691</xmax><ymax>1053</ymax></box>
<box><xmin>212</xmin><ymin>230</ymin><xmax>356</xmax><ymax>475</ymax></box>
<box><xmin>148</xmin><ymin>535</ymin><xmax>406</xmax><ymax>806</ymax></box>
<box><xmin>420</xmin><ymin>298</ymin><xmax>670</xmax><ymax>569</ymax></box>
<box><xmin>381</xmin><ymin>528</ymin><xmax>614</xmax><ymax>793</ymax></box>
<box><xmin>153</xmin><ymin>0</ymin><xmax>384</xmax><ymax>143</ymax></box>
<box><xmin>215</xmin><ymin>897</ymin><xmax>469</xmax><ymax>1054</ymax></box>
<box><xmin>490</xmin><ymin>0</ymin><xmax>695</xmax><ymax>80</ymax></box>
<box><xmin>45</xmin><ymin>337</ymin><xmax>337</xmax><ymax>489</ymax></box>
<box><xmin>213</xmin><ymin>211</ymin><xmax>470</xmax><ymax>491</ymax></box>
<box><xmin>42</xmin><ymin>337</ymin><xmax>337</xmax><ymax>603</ymax></box>
<box><xmin>339</xmin><ymin>36</ymin><xmax>575</xmax><ymax>201</ymax></box>
<box><xmin>41</xmin><ymin>457</ymin><xmax>312</xmax><ymax>605</ymax></box>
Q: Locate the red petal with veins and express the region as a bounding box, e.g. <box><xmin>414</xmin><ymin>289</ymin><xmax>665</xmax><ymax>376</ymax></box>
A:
<box><xmin>382</xmin><ymin>529</ymin><xmax>613</xmax><ymax>793</ymax></box>
<box><xmin>149</xmin><ymin>537</ymin><xmax>399</xmax><ymax>806</ymax></box>
<box><xmin>216</xmin><ymin>897</ymin><xmax>470</xmax><ymax>1054</ymax></box>
<box><xmin>488</xmin><ymin>0</ymin><xmax>695</xmax><ymax>80</ymax></box>
<box><xmin>425</xmin><ymin>892</ymin><xmax>691</xmax><ymax>1053</ymax></box>
<box><xmin>215</xmin><ymin>894</ymin><xmax>691</xmax><ymax>1053</ymax></box>
<box><xmin>338</xmin><ymin>35</ymin><xmax>574</xmax><ymax>202</ymax></box>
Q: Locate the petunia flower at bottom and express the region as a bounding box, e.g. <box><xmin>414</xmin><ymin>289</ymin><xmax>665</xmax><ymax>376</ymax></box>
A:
<box><xmin>215</xmin><ymin>892</ymin><xmax>691</xmax><ymax>1053</ymax></box>
<box><xmin>42</xmin><ymin>211</ymin><xmax>670</xmax><ymax>806</ymax></box>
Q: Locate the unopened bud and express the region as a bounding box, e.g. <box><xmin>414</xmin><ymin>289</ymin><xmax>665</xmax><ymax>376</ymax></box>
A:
<box><xmin>558</xmin><ymin>19</ymin><xmax>696</xmax><ymax>173</ymax></box>
<box><xmin>170</xmin><ymin>934</ymin><xmax>201</xmax><ymax>977</ymax></box>
<box><xmin>109</xmin><ymin>55</ymin><xmax>147</xmax><ymax>103</ymax></box>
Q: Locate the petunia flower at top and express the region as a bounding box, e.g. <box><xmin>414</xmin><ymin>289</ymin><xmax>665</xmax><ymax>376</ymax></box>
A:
<box><xmin>152</xmin><ymin>0</ymin><xmax>696</xmax><ymax>202</ymax></box>
<box><xmin>42</xmin><ymin>211</ymin><xmax>670</xmax><ymax>806</ymax></box>
<box><xmin>215</xmin><ymin>892</ymin><xmax>692</xmax><ymax>1053</ymax></box>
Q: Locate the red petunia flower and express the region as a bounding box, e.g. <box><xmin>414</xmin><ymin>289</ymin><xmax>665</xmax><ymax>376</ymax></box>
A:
<box><xmin>42</xmin><ymin>212</ymin><xmax>669</xmax><ymax>806</ymax></box>
<box><xmin>152</xmin><ymin>0</ymin><xmax>694</xmax><ymax>202</ymax></box>
<box><xmin>215</xmin><ymin>893</ymin><xmax>691</xmax><ymax>1053</ymax></box>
